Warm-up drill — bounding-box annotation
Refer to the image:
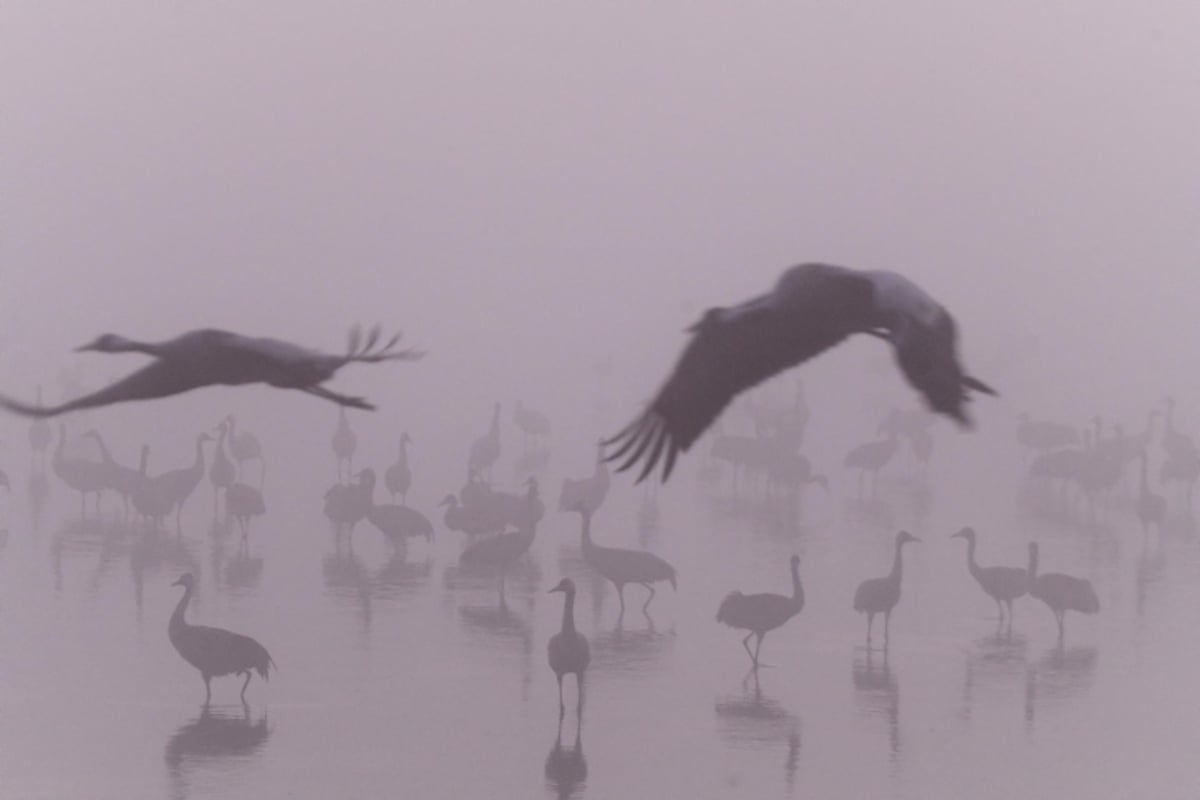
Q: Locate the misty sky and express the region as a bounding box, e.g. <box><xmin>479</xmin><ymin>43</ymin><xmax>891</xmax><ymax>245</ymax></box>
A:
<box><xmin>3</xmin><ymin>1</ymin><xmax>1199</xmax><ymax>437</ymax></box>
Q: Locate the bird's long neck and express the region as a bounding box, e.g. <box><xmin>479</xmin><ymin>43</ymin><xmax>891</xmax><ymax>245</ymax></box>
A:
<box><xmin>91</xmin><ymin>433</ymin><xmax>115</xmax><ymax>465</ymax></box>
<box><xmin>398</xmin><ymin>439</ymin><xmax>409</xmax><ymax>464</ymax></box>
<box><xmin>579</xmin><ymin>511</ymin><xmax>594</xmax><ymax>551</ymax></box>
<box><xmin>107</xmin><ymin>336</ymin><xmax>161</xmax><ymax>356</ymax></box>
<box><xmin>888</xmin><ymin>539</ymin><xmax>906</xmax><ymax>584</ymax></box>
<box><xmin>1027</xmin><ymin>546</ymin><xmax>1039</xmax><ymax>581</ymax></box>
<box><xmin>561</xmin><ymin>589</ymin><xmax>578</xmax><ymax>637</ymax></box>
<box><xmin>963</xmin><ymin>536</ymin><xmax>979</xmax><ymax>577</ymax></box>
<box><xmin>1139</xmin><ymin>454</ymin><xmax>1150</xmax><ymax>493</ymax></box>
<box><xmin>192</xmin><ymin>436</ymin><xmax>207</xmax><ymax>470</ymax></box>
<box><xmin>139</xmin><ymin>447</ymin><xmax>149</xmax><ymax>476</ymax></box>
<box><xmin>169</xmin><ymin>584</ymin><xmax>193</xmax><ymax>632</ymax></box>
<box><xmin>790</xmin><ymin>561</ymin><xmax>804</xmax><ymax>607</ymax></box>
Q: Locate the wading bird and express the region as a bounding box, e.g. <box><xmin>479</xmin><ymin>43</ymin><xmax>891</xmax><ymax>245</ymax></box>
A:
<box><xmin>547</xmin><ymin>578</ymin><xmax>590</xmax><ymax>719</ymax></box>
<box><xmin>717</xmin><ymin>555</ymin><xmax>804</xmax><ymax>668</ymax></box>
<box><xmin>0</xmin><ymin>325</ymin><xmax>421</xmax><ymax>418</ymax></box>
<box><xmin>1028</xmin><ymin>543</ymin><xmax>1099</xmax><ymax>640</ymax></box>
<box><xmin>571</xmin><ymin>503</ymin><xmax>676</xmax><ymax>620</ymax></box>
<box><xmin>950</xmin><ymin>526</ymin><xmax>1029</xmax><ymax>625</ymax></box>
<box><xmin>604</xmin><ymin>264</ymin><xmax>995</xmax><ymax>481</ymax></box>
<box><xmin>854</xmin><ymin>531</ymin><xmax>920</xmax><ymax>646</ymax></box>
<box><xmin>168</xmin><ymin>573</ymin><xmax>275</xmax><ymax>702</ymax></box>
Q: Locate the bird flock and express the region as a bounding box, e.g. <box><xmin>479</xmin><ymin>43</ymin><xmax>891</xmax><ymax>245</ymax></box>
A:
<box><xmin>0</xmin><ymin>263</ymin><xmax>1163</xmax><ymax>749</ymax></box>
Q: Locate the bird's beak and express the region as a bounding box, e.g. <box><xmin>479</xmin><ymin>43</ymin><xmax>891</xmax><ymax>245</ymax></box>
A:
<box><xmin>171</xmin><ymin>577</ymin><xmax>184</xmax><ymax>587</ymax></box>
<box><xmin>910</xmin><ymin>536</ymin><xmax>922</xmax><ymax>543</ymax></box>
<box><xmin>950</xmin><ymin>530</ymin><xmax>964</xmax><ymax>539</ymax></box>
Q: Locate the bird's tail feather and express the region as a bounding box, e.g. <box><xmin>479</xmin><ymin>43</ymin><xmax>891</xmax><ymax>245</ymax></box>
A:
<box><xmin>963</xmin><ymin>375</ymin><xmax>998</xmax><ymax>396</ymax></box>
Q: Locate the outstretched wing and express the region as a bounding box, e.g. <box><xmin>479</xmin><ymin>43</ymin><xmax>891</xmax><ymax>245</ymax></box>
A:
<box><xmin>891</xmin><ymin>311</ymin><xmax>996</xmax><ymax>427</ymax></box>
<box><xmin>605</xmin><ymin>270</ymin><xmax>876</xmax><ymax>483</ymax></box>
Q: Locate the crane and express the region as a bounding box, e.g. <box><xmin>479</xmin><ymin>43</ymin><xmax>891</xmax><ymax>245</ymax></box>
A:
<box><xmin>604</xmin><ymin>264</ymin><xmax>996</xmax><ymax>482</ymax></box>
<box><xmin>717</xmin><ymin>555</ymin><xmax>804</xmax><ymax>668</ymax></box>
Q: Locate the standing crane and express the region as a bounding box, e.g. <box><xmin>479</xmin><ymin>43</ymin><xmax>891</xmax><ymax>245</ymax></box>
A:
<box><xmin>853</xmin><ymin>531</ymin><xmax>920</xmax><ymax>646</ymax></box>
<box><xmin>716</xmin><ymin>555</ymin><xmax>804</xmax><ymax>668</ymax></box>
<box><xmin>547</xmin><ymin>577</ymin><xmax>590</xmax><ymax>719</ymax></box>
<box><xmin>332</xmin><ymin>407</ymin><xmax>357</xmax><ymax>483</ymax></box>
<box><xmin>950</xmin><ymin>526</ymin><xmax>1029</xmax><ymax>626</ymax></box>
<box><xmin>1028</xmin><ymin>543</ymin><xmax>1099</xmax><ymax>640</ymax></box>
<box><xmin>168</xmin><ymin>573</ymin><xmax>275</xmax><ymax>702</ymax></box>
<box><xmin>384</xmin><ymin>433</ymin><xmax>412</xmax><ymax>504</ymax></box>
<box><xmin>570</xmin><ymin>503</ymin><xmax>675</xmax><ymax>620</ymax></box>
<box><xmin>468</xmin><ymin>403</ymin><xmax>501</xmax><ymax>481</ymax></box>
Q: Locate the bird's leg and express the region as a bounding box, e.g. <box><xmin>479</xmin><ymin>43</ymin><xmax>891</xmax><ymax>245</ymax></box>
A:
<box><xmin>994</xmin><ymin>597</ymin><xmax>1004</xmax><ymax>621</ymax></box>
<box><xmin>866</xmin><ymin>614</ymin><xmax>874</xmax><ymax>644</ymax></box>
<box><xmin>577</xmin><ymin>673</ymin><xmax>586</xmax><ymax>720</ymax></box>
<box><xmin>641</xmin><ymin>583</ymin><xmax>656</xmax><ymax>614</ymax></box>
<box><xmin>1055</xmin><ymin>611</ymin><xmax>1065</xmax><ymax>641</ymax></box>
<box><xmin>557</xmin><ymin>676</ymin><xmax>565</xmax><ymax>719</ymax></box>
<box><xmin>742</xmin><ymin>631</ymin><xmax>756</xmax><ymax>663</ymax></box>
<box><xmin>884</xmin><ymin>610</ymin><xmax>892</xmax><ymax>645</ymax></box>
<box><xmin>241</xmin><ymin>671</ymin><xmax>252</xmax><ymax>701</ymax></box>
<box><xmin>617</xmin><ymin>584</ymin><xmax>627</xmax><ymax>621</ymax></box>
<box><xmin>204</xmin><ymin>675</ymin><xmax>212</xmax><ymax>704</ymax></box>
<box><xmin>1006</xmin><ymin>600</ymin><xmax>1015</xmax><ymax>628</ymax></box>
<box><xmin>753</xmin><ymin>633</ymin><xmax>764</xmax><ymax>666</ymax></box>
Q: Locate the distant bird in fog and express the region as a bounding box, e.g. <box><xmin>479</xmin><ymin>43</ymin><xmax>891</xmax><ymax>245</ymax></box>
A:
<box><xmin>0</xmin><ymin>325</ymin><xmax>421</xmax><ymax>418</ymax></box>
<box><xmin>458</xmin><ymin>478</ymin><xmax>540</xmax><ymax>595</ymax></box>
<box><xmin>0</xmin><ymin>468</ymin><xmax>8</xmax><ymax>492</ymax></box>
<box><xmin>1028</xmin><ymin>543</ymin><xmax>1099</xmax><ymax>640</ymax></box>
<box><xmin>717</xmin><ymin>555</ymin><xmax>804</xmax><ymax>668</ymax></box>
<box><xmin>169</xmin><ymin>573</ymin><xmax>275</xmax><ymax>702</ymax></box>
<box><xmin>148</xmin><ymin>432</ymin><xmax>213</xmax><ymax>530</ymax></box>
<box><xmin>1016</xmin><ymin>413</ymin><xmax>1078</xmax><ymax>454</ymax></box>
<box><xmin>225</xmin><ymin>415</ymin><xmax>264</xmax><ymax>485</ymax></box>
<box><xmin>570</xmin><ymin>503</ymin><xmax>676</xmax><ymax>619</ymax></box>
<box><xmin>85</xmin><ymin>429</ymin><xmax>142</xmax><ymax>516</ymax></box>
<box><xmin>210</xmin><ymin>420</ymin><xmax>237</xmax><ymax>516</ymax></box>
<box><xmin>547</xmin><ymin>577</ymin><xmax>590</xmax><ymax>718</ymax></box>
<box><xmin>854</xmin><ymin>531</ymin><xmax>920</xmax><ymax>645</ymax></box>
<box><xmin>324</xmin><ymin>469</ymin><xmax>372</xmax><ymax>535</ymax></box>
<box><xmin>384</xmin><ymin>432</ymin><xmax>412</xmax><ymax>504</ymax></box>
<box><xmin>844</xmin><ymin>422</ymin><xmax>900</xmax><ymax>495</ymax></box>
<box><xmin>558</xmin><ymin>442</ymin><xmax>610</xmax><ymax>515</ymax></box>
<box><xmin>226</xmin><ymin>482</ymin><xmax>266</xmax><ymax>536</ymax></box>
<box><xmin>52</xmin><ymin>423</ymin><xmax>108</xmax><ymax>513</ymax></box>
<box><xmin>604</xmin><ymin>264</ymin><xmax>996</xmax><ymax>481</ymax></box>
<box><xmin>468</xmin><ymin>403</ymin><xmax>502</xmax><ymax>480</ymax></box>
<box><xmin>514</xmin><ymin>400</ymin><xmax>552</xmax><ymax>450</ymax></box>
<box><xmin>1136</xmin><ymin>450</ymin><xmax>1166</xmax><ymax>534</ymax></box>
<box><xmin>332</xmin><ymin>406</ymin><xmax>357</xmax><ymax>483</ymax></box>
<box><xmin>363</xmin><ymin>467</ymin><xmax>434</xmax><ymax>546</ymax></box>
<box><xmin>951</xmin><ymin>527</ymin><xmax>1029</xmax><ymax>625</ymax></box>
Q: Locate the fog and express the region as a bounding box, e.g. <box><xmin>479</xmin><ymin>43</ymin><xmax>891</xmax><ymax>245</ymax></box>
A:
<box><xmin>2</xmin><ymin>2</ymin><xmax>1200</xmax><ymax>798</ymax></box>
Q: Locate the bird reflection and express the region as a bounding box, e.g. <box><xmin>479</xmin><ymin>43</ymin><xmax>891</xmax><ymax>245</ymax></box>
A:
<box><xmin>959</xmin><ymin>628</ymin><xmax>1028</xmax><ymax>724</ymax></box>
<box><xmin>545</xmin><ymin>716</ymin><xmax>587</xmax><ymax>800</ymax></box>
<box><xmin>164</xmin><ymin>703</ymin><xmax>271</xmax><ymax>800</ymax></box>
<box><xmin>714</xmin><ymin>670</ymin><xmax>801</xmax><ymax>795</ymax></box>
<box><xmin>28</xmin><ymin>468</ymin><xmax>50</xmax><ymax>531</ymax></box>
<box><xmin>212</xmin><ymin>538</ymin><xmax>265</xmax><ymax>592</ymax></box>
<box><xmin>323</xmin><ymin>548</ymin><xmax>373</xmax><ymax>635</ymax></box>
<box><xmin>374</xmin><ymin>549</ymin><xmax>433</xmax><ymax>597</ymax></box>
<box><xmin>1134</xmin><ymin>537</ymin><xmax>1165</xmax><ymax>626</ymax></box>
<box><xmin>589</xmin><ymin>618</ymin><xmax>676</xmax><ymax>675</ymax></box>
<box><xmin>458</xmin><ymin>596</ymin><xmax>535</xmax><ymax>701</ymax></box>
<box><xmin>852</xmin><ymin>648</ymin><xmax>900</xmax><ymax>761</ymax></box>
<box><xmin>1024</xmin><ymin>643</ymin><xmax>1099</xmax><ymax>733</ymax></box>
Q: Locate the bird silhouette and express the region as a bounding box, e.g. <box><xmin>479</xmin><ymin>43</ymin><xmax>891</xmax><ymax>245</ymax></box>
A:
<box><xmin>168</xmin><ymin>573</ymin><xmax>275</xmax><ymax>702</ymax></box>
<box><xmin>0</xmin><ymin>325</ymin><xmax>420</xmax><ymax>418</ymax></box>
<box><xmin>150</xmin><ymin>432</ymin><xmax>213</xmax><ymax>531</ymax></box>
<box><xmin>717</xmin><ymin>555</ymin><xmax>804</xmax><ymax>667</ymax></box>
<box><xmin>332</xmin><ymin>407</ymin><xmax>357</xmax><ymax>483</ymax></box>
<box><xmin>458</xmin><ymin>479</ymin><xmax>540</xmax><ymax>598</ymax></box>
<box><xmin>85</xmin><ymin>429</ymin><xmax>142</xmax><ymax>517</ymax></box>
<box><xmin>514</xmin><ymin>400</ymin><xmax>552</xmax><ymax>450</ymax></box>
<box><xmin>468</xmin><ymin>403</ymin><xmax>502</xmax><ymax>481</ymax></box>
<box><xmin>547</xmin><ymin>577</ymin><xmax>590</xmax><ymax>719</ymax></box>
<box><xmin>951</xmin><ymin>527</ymin><xmax>1029</xmax><ymax>626</ymax></box>
<box><xmin>52</xmin><ymin>423</ymin><xmax>109</xmax><ymax>514</ymax></box>
<box><xmin>853</xmin><ymin>531</ymin><xmax>919</xmax><ymax>646</ymax></box>
<box><xmin>570</xmin><ymin>504</ymin><xmax>676</xmax><ymax>621</ymax></box>
<box><xmin>224</xmin><ymin>415</ymin><xmax>264</xmax><ymax>487</ymax></box>
<box><xmin>1135</xmin><ymin>450</ymin><xmax>1166</xmax><ymax>535</ymax></box>
<box><xmin>384</xmin><ymin>433</ymin><xmax>412</xmax><ymax>504</ymax></box>
<box><xmin>226</xmin><ymin>483</ymin><xmax>266</xmax><ymax>537</ymax></box>
<box><xmin>363</xmin><ymin>467</ymin><xmax>433</xmax><ymax>547</ymax></box>
<box><xmin>604</xmin><ymin>264</ymin><xmax>996</xmax><ymax>481</ymax></box>
<box><xmin>209</xmin><ymin>420</ymin><xmax>237</xmax><ymax>517</ymax></box>
<box><xmin>1027</xmin><ymin>543</ymin><xmax>1099</xmax><ymax>640</ymax></box>
<box><xmin>558</xmin><ymin>442</ymin><xmax>611</xmax><ymax>515</ymax></box>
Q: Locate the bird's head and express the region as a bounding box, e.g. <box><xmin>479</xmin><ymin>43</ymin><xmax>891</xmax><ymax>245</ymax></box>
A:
<box><xmin>549</xmin><ymin>578</ymin><xmax>575</xmax><ymax>595</ymax></box>
<box><xmin>951</xmin><ymin>526</ymin><xmax>975</xmax><ymax>541</ymax></box>
<box><xmin>897</xmin><ymin>530</ymin><xmax>920</xmax><ymax>545</ymax></box>
<box><xmin>172</xmin><ymin>573</ymin><xmax>195</xmax><ymax>589</ymax></box>
<box><xmin>199</xmin><ymin>432</ymin><xmax>214</xmax><ymax>444</ymax></box>
<box><xmin>790</xmin><ymin>554</ymin><xmax>800</xmax><ymax>569</ymax></box>
<box><xmin>685</xmin><ymin>307</ymin><xmax>725</xmax><ymax>333</ymax></box>
<box><xmin>401</xmin><ymin>432</ymin><xmax>412</xmax><ymax>444</ymax></box>
<box><xmin>75</xmin><ymin>333</ymin><xmax>126</xmax><ymax>353</ymax></box>
<box><xmin>810</xmin><ymin>475</ymin><xmax>830</xmax><ymax>492</ymax></box>
<box><xmin>439</xmin><ymin>493</ymin><xmax>457</xmax><ymax>508</ymax></box>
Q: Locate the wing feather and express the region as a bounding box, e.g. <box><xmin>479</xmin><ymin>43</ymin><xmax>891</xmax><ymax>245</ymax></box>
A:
<box><xmin>606</xmin><ymin>268</ymin><xmax>875</xmax><ymax>482</ymax></box>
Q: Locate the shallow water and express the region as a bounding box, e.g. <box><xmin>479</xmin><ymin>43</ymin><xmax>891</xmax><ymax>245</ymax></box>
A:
<box><xmin>2</xmin><ymin>437</ymin><xmax>1198</xmax><ymax>800</ymax></box>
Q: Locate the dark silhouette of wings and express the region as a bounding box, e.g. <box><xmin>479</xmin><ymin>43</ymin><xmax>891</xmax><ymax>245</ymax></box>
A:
<box><xmin>604</xmin><ymin>272</ymin><xmax>876</xmax><ymax>482</ymax></box>
<box><xmin>890</xmin><ymin>313</ymin><xmax>996</xmax><ymax>426</ymax></box>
